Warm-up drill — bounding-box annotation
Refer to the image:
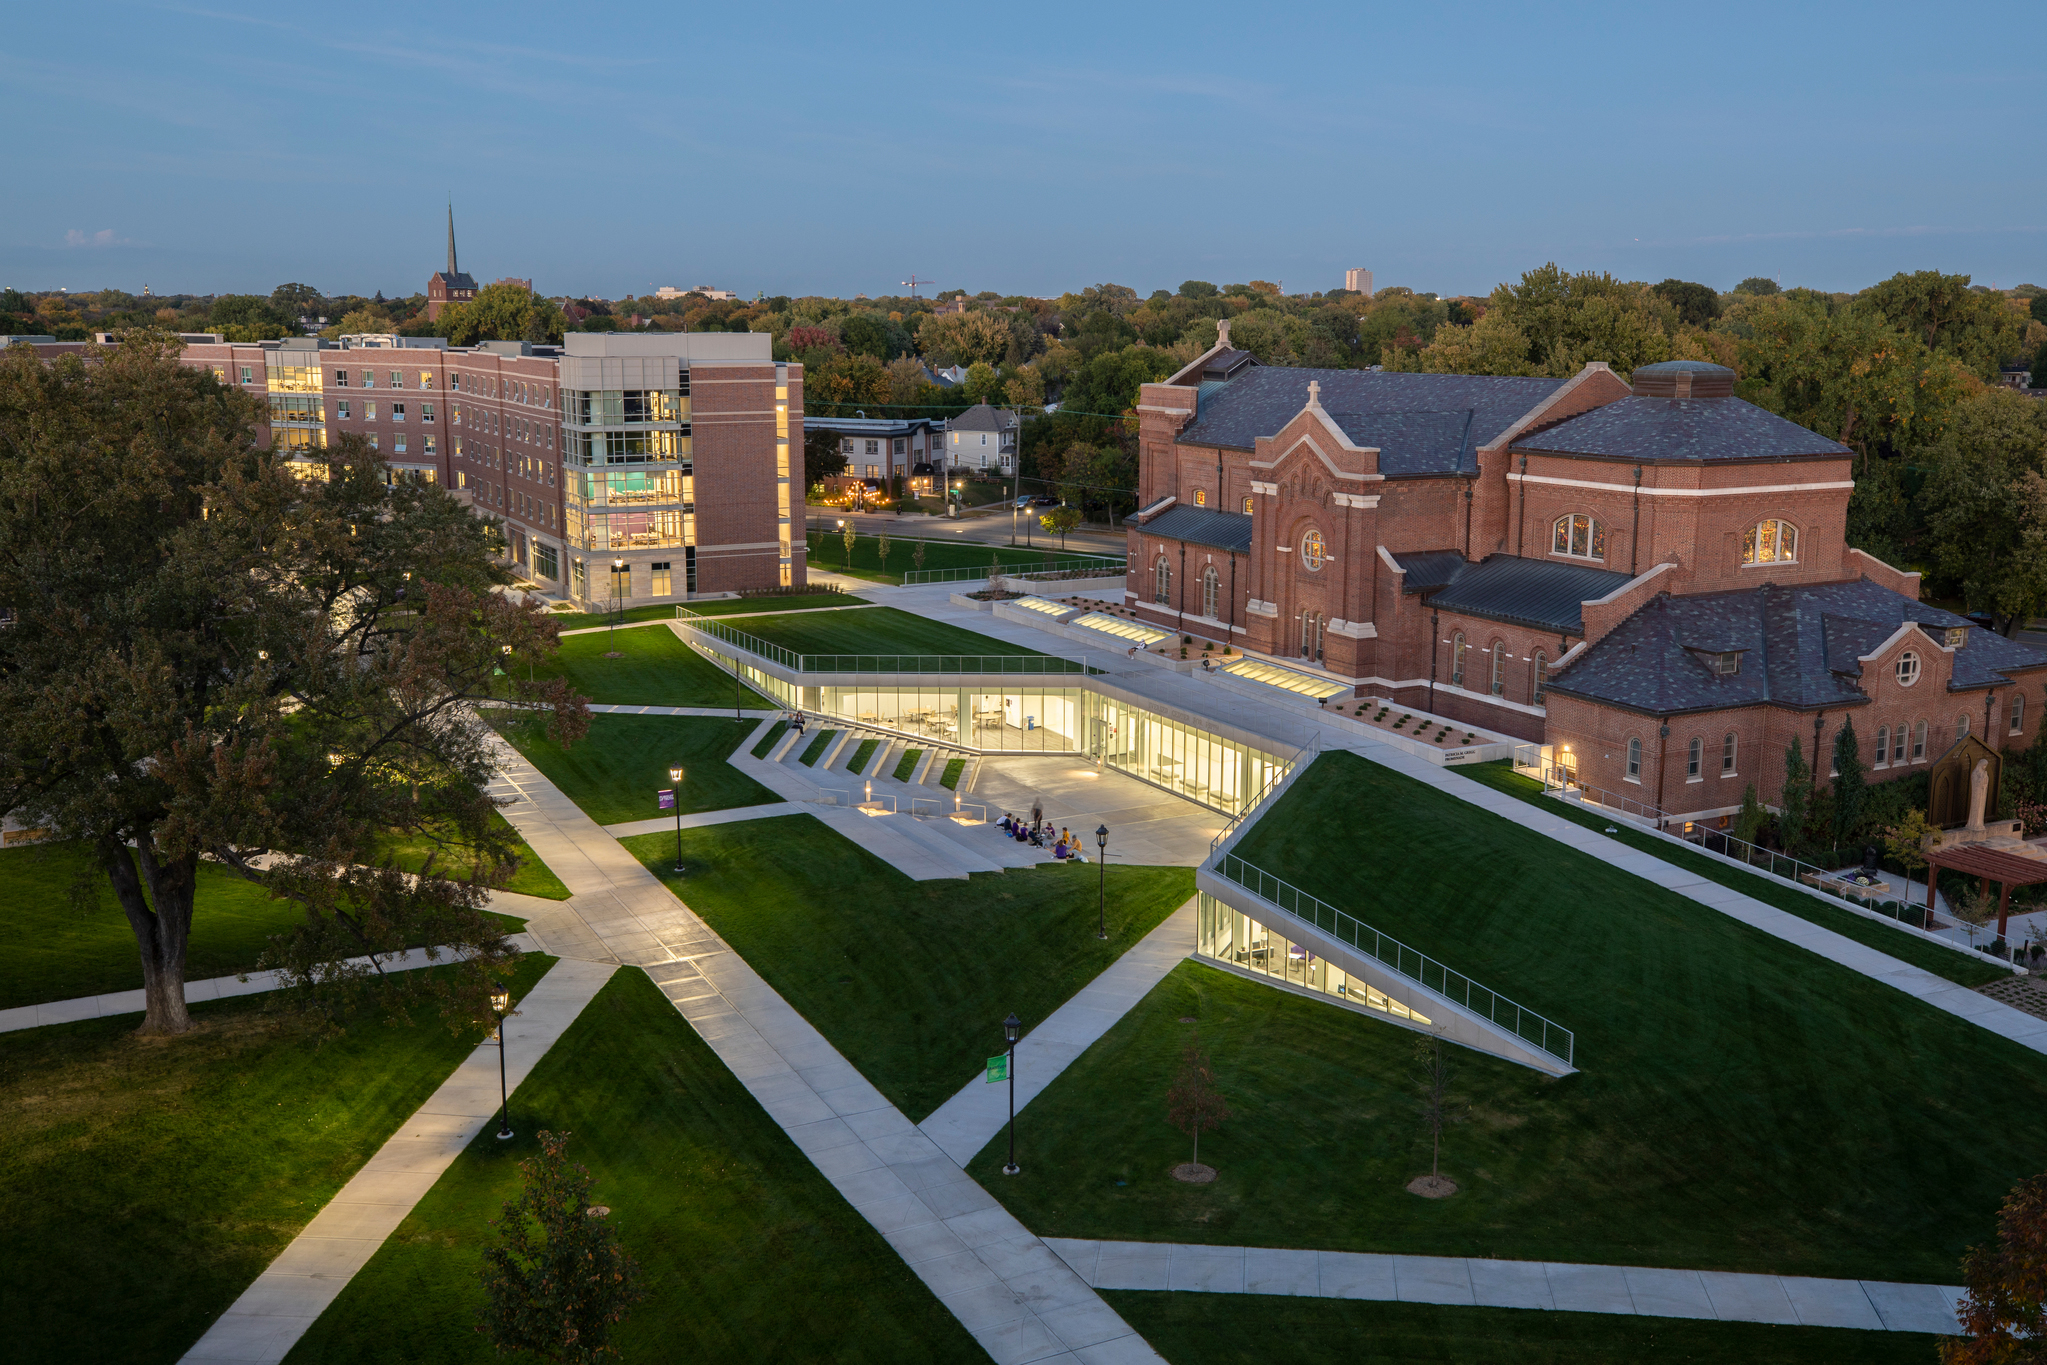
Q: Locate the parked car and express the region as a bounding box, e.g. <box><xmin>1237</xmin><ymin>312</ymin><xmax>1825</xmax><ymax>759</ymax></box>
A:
<box><xmin>1032</xmin><ymin>495</ymin><xmax>1059</xmax><ymax>507</ymax></box>
<box><xmin>1014</xmin><ymin>495</ymin><xmax>1034</xmax><ymax>509</ymax></box>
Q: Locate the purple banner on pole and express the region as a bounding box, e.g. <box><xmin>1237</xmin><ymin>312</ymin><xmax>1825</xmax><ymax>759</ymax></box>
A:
<box><xmin>657</xmin><ymin>789</ymin><xmax>675</xmax><ymax>810</ymax></box>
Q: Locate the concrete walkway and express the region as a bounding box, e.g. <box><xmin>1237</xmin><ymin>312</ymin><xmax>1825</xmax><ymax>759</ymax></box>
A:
<box><xmin>0</xmin><ymin>937</ymin><xmax>542</xmax><ymax>1035</ymax></box>
<box><xmin>484</xmin><ymin>729</ymin><xmax>1168</xmax><ymax>1364</ymax></box>
<box><xmin>1045</xmin><ymin>1239</ymin><xmax>1964</xmax><ymax>1336</ymax></box>
<box><xmin>603</xmin><ymin>801</ymin><xmax>792</xmax><ymax>839</ymax></box>
<box><xmin>179</xmin><ymin>956</ymin><xmax>619</xmax><ymax>1365</ymax></box>
<box><xmin>921</xmin><ymin>900</ymin><xmax>1197</xmax><ymax>1166</ymax></box>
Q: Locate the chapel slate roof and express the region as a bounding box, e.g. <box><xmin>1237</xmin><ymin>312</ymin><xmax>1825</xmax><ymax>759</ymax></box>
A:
<box><xmin>1138</xmin><ymin>505</ymin><xmax>1254</xmax><ymax>554</ymax></box>
<box><xmin>1175</xmin><ymin>368</ymin><xmax>1570</xmax><ymax>476</ymax></box>
<box><xmin>1415</xmin><ymin>555</ymin><xmax>1635</xmax><ymax>635</ymax></box>
<box><xmin>1510</xmin><ymin>395</ymin><xmax>1851</xmax><ymax>463</ymax></box>
<box><xmin>1389</xmin><ymin>550</ymin><xmax>1468</xmax><ymax>594</ymax></box>
<box><xmin>1546</xmin><ymin>578</ymin><xmax>2047</xmax><ymax>716</ymax></box>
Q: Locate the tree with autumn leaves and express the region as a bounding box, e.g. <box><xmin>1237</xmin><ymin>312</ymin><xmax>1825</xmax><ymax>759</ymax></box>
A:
<box><xmin>0</xmin><ymin>335</ymin><xmax>588</xmax><ymax>1035</ymax></box>
<box><xmin>1943</xmin><ymin>1171</ymin><xmax>2047</xmax><ymax>1364</ymax></box>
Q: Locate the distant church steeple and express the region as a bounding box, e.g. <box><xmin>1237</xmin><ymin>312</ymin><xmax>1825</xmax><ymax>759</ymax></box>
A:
<box><xmin>447</xmin><ymin>202</ymin><xmax>459</xmax><ymax>278</ymax></box>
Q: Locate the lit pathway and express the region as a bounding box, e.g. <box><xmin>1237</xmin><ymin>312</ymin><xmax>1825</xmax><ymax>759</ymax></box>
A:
<box><xmin>484</xmin><ymin>729</ymin><xmax>1168</xmax><ymax>1364</ymax></box>
<box><xmin>1045</xmin><ymin>1239</ymin><xmax>1964</xmax><ymax>1336</ymax></box>
<box><xmin>179</xmin><ymin>956</ymin><xmax>619</xmax><ymax>1365</ymax></box>
<box><xmin>920</xmin><ymin>900</ymin><xmax>1197</xmax><ymax>1166</ymax></box>
<box><xmin>603</xmin><ymin>802</ymin><xmax>792</xmax><ymax>839</ymax></box>
<box><xmin>0</xmin><ymin>936</ymin><xmax>542</xmax><ymax>1035</ymax></box>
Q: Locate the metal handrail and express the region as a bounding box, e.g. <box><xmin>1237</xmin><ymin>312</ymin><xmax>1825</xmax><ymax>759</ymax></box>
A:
<box><xmin>1210</xmin><ymin>851</ymin><xmax>1576</xmax><ymax>1068</ymax></box>
<box><xmin>902</xmin><ymin>555</ymin><xmax>1122</xmax><ymax>586</ymax></box>
<box><xmin>1209</xmin><ymin>734</ymin><xmax>1322</xmax><ymax>858</ymax></box>
<box><xmin>674</xmin><ymin>607</ymin><xmax>1087</xmax><ymax>676</ymax></box>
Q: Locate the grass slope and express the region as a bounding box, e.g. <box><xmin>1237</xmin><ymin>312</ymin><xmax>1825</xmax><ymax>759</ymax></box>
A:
<box><xmin>893</xmin><ymin>747</ymin><xmax>924</xmax><ymax>781</ymax></box>
<box><xmin>548</xmin><ymin>592</ymin><xmax>868</xmax><ymax>630</ymax></box>
<box><xmin>984</xmin><ymin>748</ymin><xmax>2047</xmax><ymax>1282</ymax></box>
<box><xmin>491</xmin><ymin>713</ymin><xmax>778</xmax><ymax>826</ymax></box>
<box><xmin>803</xmin><ymin>530</ymin><xmax>1108</xmax><ymax>585</ymax></box>
<box><xmin>530</xmin><ymin>623</ymin><xmax>775</xmax><ymax>708</ymax></box>
<box><xmin>1107</xmin><ymin>1292</ymin><xmax>1937</xmax><ymax>1365</ymax></box>
<box><xmin>3</xmin><ymin>953</ymin><xmax>555</xmax><ymax>1365</ymax></box>
<box><xmin>1457</xmin><ymin>760</ymin><xmax>2006</xmax><ymax>988</ymax></box>
<box><xmin>723</xmin><ymin>604</ymin><xmax>1046</xmax><ymax>659</ymax></box>
<box><xmin>283</xmin><ymin>968</ymin><xmax>981</xmax><ymax>1365</ymax></box>
<box><xmin>750</xmin><ymin>720</ymin><xmax>789</xmax><ymax>758</ymax></box>
<box><xmin>847</xmin><ymin>738</ymin><xmax>879</xmax><ymax>774</ymax></box>
<box><xmin>616</xmin><ymin>814</ymin><xmax>1193</xmax><ymax>1121</ymax></box>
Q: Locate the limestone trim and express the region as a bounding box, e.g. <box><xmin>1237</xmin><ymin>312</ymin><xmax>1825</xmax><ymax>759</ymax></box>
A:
<box><xmin>1480</xmin><ymin>361</ymin><xmax>1620</xmax><ymax>451</ymax></box>
<box><xmin>1247</xmin><ymin>598</ymin><xmax>1279</xmax><ymax>617</ymax></box>
<box><xmin>1249</xmin><ymin>431</ymin><xmax>1387</xmax><ymax>483</ymax></box>
<box><xmin>1332</xmin><ymin>492</ymin><xmax>1380</xmax><ymax>509</ymax></box>
<box><xmin>1429</xmin><ymin>679</ymin><xmax>1548</xmax><ymax>719</ymax></box>
<box><xmin>1552</xmin><ymin>640</ymin><xmax>1591</xmax><ymax>670</ymax></box>
<box><xmin>1585</xmin><ymin>560</ymin><xmax>1675</xmax><ymax>608</ymax></box>
<box><xmin>1509</xmin><ymin>472</ymin><xmax>1858</xmax><ymax>499</ymax></box>
<box><xmin>1162</xmin><ymin>323</ymin><xmax>1236</xmax><ymax>386</ymax></box>
<box><xmin>1327</xmin><ymin>619</ymin><xmax>1377</xmax><ymax>639</ymax></box>
<box><xmin>1135</xmin><ymin>403</ymin><xmax>1197</xmax><ymax>415</ymax></box>
<box><xmin>1857</xmin><ymin>620</ymin><xmax>1946</xmax><ymax>667</ymax></box>
<box><xmin>1250</xmin><ymin>480</ymin><xmax>1278</xmax><ymax>496</ymax></box>
<box><xmin>1376</xmin><ymin>545</ymin><xmax>1407</xmax><ymax>577</ymax></box>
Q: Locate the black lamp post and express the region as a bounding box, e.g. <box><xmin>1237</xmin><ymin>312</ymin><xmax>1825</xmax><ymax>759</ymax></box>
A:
<box><xmin>668</xmin><ymin>764</ymin><xmax>686</xmax><ymax>874</ymax></box>
<box><xmin>1002</xmin><ymin>1011</ymin><xmax>1022</xmax><ymax>1176</ymax></box>
<box><xmin>491</xmin><ymin>986</ymin><xmax>514</xmax><ymax>1141</ymax></box>
<box><xmin>605</xmin><ymin>557</ymin><xmax>626</xmax><ymax>657</ymax></box>
<box><xmin>1095</xmin><ymin>824</ymin><xmax>1109</xmax><ymax>939</ymax></box>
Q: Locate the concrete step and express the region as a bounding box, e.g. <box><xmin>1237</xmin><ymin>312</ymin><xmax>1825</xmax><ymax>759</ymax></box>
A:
<box><xmin>787</xmin><ymin>727</ymin><xmax>834</xmax><ymax>767</ymax></box>
<box><xmin>923</xmin><ymin>814</ymin><xmax>1055</xmax><ymax>870</ymax></box>
<box><xmin>819</xmin><ymin>729</ymin><xmax>857</xmax><ymax>772</ymax></box>
<box><xmin>889</xmin><ymin>809</ymin><xmax>1005</xmax><ymax>875</ymax></box>
<box><xmin>769</xmin><ymin>726</ymin><xmax>805</xmax><ymax>762</ymax></box>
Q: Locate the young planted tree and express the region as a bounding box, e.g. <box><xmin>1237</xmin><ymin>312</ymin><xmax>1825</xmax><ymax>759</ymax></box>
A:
<box><xmin>1942</xmin><ymin>1171</ymin><xmax>2047</xmax><ymax>1364</ymax></box>
<box><xmin>1884</xmin><ymin>809</ymin><xmax>1934</xmax><ymax>904</ymax></box>
<box><xmin>1732</xmin><ymin>783</ymin><xmax>1769</xmax><ymax>851</ymax></box>
<box><xmin>479</xmin><ymin>1131</ymin><xmax>645</xmax><ymax>1364</ymax></box>
<box><xmin>1411</xmin><ymin>1035</ymin><xmax>1462</xmax><ymax>1196</ymax></box>
<box><xmin>1832</xmin><ymin>717</ymin><xmax>1867</xmax><ymax>850</ymax></box>
<box><xmin>1779</xmin><ymin>736</ymin><xmax>1813</xmax><ymax>860</ymax></box>
<box><xmin>0</xmin><ymin>338</ymin><xmax>587</xmax><ymax>1035</ymax></box>
<box><xmin>1165</xmin><ymin>1038</ymin><xmax>1230</xmax><ymax>1174</ymax></box>
<box><xmin>1040</xmin><ymin>505</ymin><xmax>1082</xmax><ymax>549</ymax></box>
<box><xmin>911</xmin><ymin>538</ymin><xmax>927</xmax><ymax>573</ymax></box>
<box><xmin>876</xmin><ymin>528</ymin><xmax>892</xmax><ymax>575</ymax></box>
<box><xmin>842</xmin><ymin>519</ymin><xmax>856</xmax><ymax>568</ymax></box>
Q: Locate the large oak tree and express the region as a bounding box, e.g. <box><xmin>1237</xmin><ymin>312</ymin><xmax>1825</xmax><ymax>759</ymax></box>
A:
<box><xmin>0</xmin><ymin>336</ymin><xmax>586</xmax><ymax>1035</ymax></box>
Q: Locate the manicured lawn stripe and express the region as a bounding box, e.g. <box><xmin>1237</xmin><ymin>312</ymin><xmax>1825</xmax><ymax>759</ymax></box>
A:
<box><xmin>490</xmin><ymin>713</ymin><xmax>778</xmax><ymax>826</ymax></box>
<box><xmin>1105</xmin><ymin>1291</ymin><xmax>1938</xmax><ymax>1365</ymax></box>
<box><xmin>1456</xmin><ymin>760</ymin><xmax>2006</xmax><ymax>988</ymax></box>
<box><xmin>1021</xmin><ymin>749</ymin><xmax>2047</xmax><ymax>1282</ymax></box>
<box><xmin>940</xmin><ymin>757</ymin><xmax>965</xmax><ymax>790</ymax></box>
<box><xmin>4</xmin><ymin>953</ymin><xmax>555</xmax><ymax>1365</ymax></box>
<box><xmin>722</xmin><ymin>605</ymin><xmax>1046</xmax><ymax>659</ymax></box>
<box><xmin>801</xmin><ymin>530</ymin><xmax>1105</xmax><ymax>586</ymax></box>
<box><xmin>799</xmin><ymin>730</ymin><xmax>835</xmax><ymax>766</ymax></box>
<box><xmin>892</xmin><ymin>747</ymin><xmax>923</xmax><ymax>781</ymax></box>
<box><xmin>282</xmin><ymin>968</ymin><xmax>981</xmax><ymax>1365</ymax></box>
<box><xmin>750</xmin><ymin>720</ymin><xmax>789</xmax><ymax>758</ymax></box>
<box><xmin>847</xmin><ymin>738</ymin><xmax>879</xmax><ymax>774</ymax></box>
<box><xmin>616</xmin><ymin>815</ymin><xmax>1193</xmax><ymax>1121</ymax></box>
<box><xmin>548</xmin><ymin>592</ymin><xmax>867</xmax><ymax>630</ymax></box>
<box><xmin>528</xmin><ymin>624</ymin><xmax>775</xmax><ymax>709</ymax></box>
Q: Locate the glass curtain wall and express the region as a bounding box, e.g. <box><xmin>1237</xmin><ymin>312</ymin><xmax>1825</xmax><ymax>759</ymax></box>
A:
<box><xmin>1197</xmin><ymin>893</ymin><xmax>1432</xmax><ymax>1026</ymax></box>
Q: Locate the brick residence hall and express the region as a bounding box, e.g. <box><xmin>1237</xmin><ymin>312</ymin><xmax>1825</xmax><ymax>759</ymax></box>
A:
<box><xmin>1126</xmin><ymin>325</ymin><xmax>2047</xmax><ymax>825</ymax></box>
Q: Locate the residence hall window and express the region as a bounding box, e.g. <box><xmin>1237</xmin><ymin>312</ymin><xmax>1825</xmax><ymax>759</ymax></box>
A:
<box><xmin>239</xmin><ymin>366</ymin><xmax>253</xmax><ymax>384</ymax></box>
<box><xmin>2015</xmin><ymin>694</ymin><xmax>2027</xmax><ymax>735</ymax></box>
<box><xmin>336</xmin><ymin>400</ymin><xmax>350</xmax><ymax>420</ymax></box>
<box><xmin>334</xmin><ymin>370</ymin><xmax>350</xmax><ymax>387</ymax></box>
<box><xmin>1913</xmin><ymin>719</ymin><xmax>1927</xmax><ymax>760</ymax></box>
<box><xmin>1626</xmin><ymin>736</ymin><xmax>1642</xmax><ymax>780</ymax></box>
<box><xmin>1153</xmin><ymin>556</ymin><xmax>1171</xmax><ymax>605</ymax></box>
<box><xmin>1742</xmin><ymin>519</ymin><xmax>1798</xmax><ymax>565</ymax></box>
<box><xmin>1451</xmin><ymin>632</ymin><xmax>1467</xmax><ymax>686</ymax></box>
<box><xmin>1687</xmin><ymin>737</ymin><xmax>1702</xmax><ymax>779</ymax></box>
<box><xmin>1201</xmin><ymin>566</ymin><xmax>1219</xmax><ymax>619</ymax></box>
<box><xmin>1553</xmin><ymin>513</ymin><xmax>1603</xmax><ymax>560</ymax></box>
<box><xmin>534</xmin><ymin>542</ymin><xmax>558</xmax><ymax>582</ymax></box>
<box><xmin>423</xmin><ymin>403</ymin><xmax>435</xmax><ymax>422</ymax></box>
<box><xmin>651</xmin><ymin>562</ymin><xmax>672</xmax><ymax>596</ymax></box>
<box><xmin>1722</xmin><ymin>732</ymin><xmax>1737</xmax><ymax>774</ymax></box>
<box><xmin>393</xmin><ymin>404</ymin><xmax>405</xmax><ymax>422</ymax></box>
<box><xmin>1897</xmin><ymin>651</ymin><xmax>1920</xmax><ymax>686</ymax></box>
<box><xmin>1876</xmin><ymin>725</ymin><xmax>1889</xmax><ymax>766</ymax></box>
<box><xmin>1532</xmin><ymin>651</ymin><xmax>1548</xmax><ymax>704</ymax></box>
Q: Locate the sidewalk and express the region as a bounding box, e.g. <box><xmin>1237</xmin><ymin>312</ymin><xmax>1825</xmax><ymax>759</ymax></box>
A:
<box><xmin>179</xmin><ymin>956</ymin><xmax>618</xmax><ymax>1365</ymax></box>
<box><xmin>1047</xmin><ymin>1239</ymin><xmax>1961</xmax><ymax>1335</ymax></box>
<box><xmin>483</xmin><ymin>728</ymin><xmax>1168</xmax><ymax>1364</ymax></box>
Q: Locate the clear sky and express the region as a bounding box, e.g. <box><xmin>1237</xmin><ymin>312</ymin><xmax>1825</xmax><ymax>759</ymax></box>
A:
<box><xmin>4</xmin><ymin>0</ymin><xmax>2041</xmax><ymax>302</ymax></box>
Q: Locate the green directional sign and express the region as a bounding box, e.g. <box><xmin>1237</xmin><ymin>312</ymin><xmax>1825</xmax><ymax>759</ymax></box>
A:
<box><xmin>985</xmin><ymin>1054</ymin><xmax>1009</xmax><ymax>1083</ymax></box>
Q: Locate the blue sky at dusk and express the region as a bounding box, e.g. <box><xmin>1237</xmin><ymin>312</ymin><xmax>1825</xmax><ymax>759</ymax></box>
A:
<box><xmin>4</xmin><ymin>0</ymin><xmax>2041</xmax><ymax>300</ymax></box>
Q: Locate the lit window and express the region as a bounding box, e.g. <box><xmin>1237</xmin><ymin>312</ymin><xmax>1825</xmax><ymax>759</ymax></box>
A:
<box><xmin>365</xmin><ymin>402</ymin><xmax>377</xmax><ymax>421</ymax></box>
<box><xmin>1552</xmin><ymin>513</ymin><xmax>1604</xmax><ymax>560</ymax></box>
<box><xmin>1741</xmin><ymin>519</ymin><xmax>1798</xmax><ymax>565</ymax></box>
<box><xmin>1300</xmin><ymin>528</ymin><xmax>1326</xmax><ymax>571</ymax></box>
<box><xmin>1687</xmin><ymin>737</ymin><xmax>1702</xmax><ymax>779</ymax></box>
<box><xmin>1243</xmin><ymin>497</ymin><xmax>1254</xmax><ymax>515</ymax></box>
<box><xmin>1195</xmin><ymin>488</ymin><xmax>1207</xmax><ymax>506</ymax></box>
<box><xmin>1945</xmin><ymin>626</ymin><xmax>1967</xmax><ymax>649</ymax></box>
<box><xmin>1896</xmin><ymin>652</ymin><xmax>1920</xmax><ymax>686</ymax></box>
<box><xmin>1722</xmin><ymin>732</ymin><xmax>1737</xmax><ymax>774</ymax></box>
<box><xmin>1626</xmin><ymin>736</ymin><xmax>1642</xmax><ymax>780</ymax></box>
<box><xmin>420</xmin><ymin>371</ymin><xmax>433</xmax><ymax>388</ymax></box>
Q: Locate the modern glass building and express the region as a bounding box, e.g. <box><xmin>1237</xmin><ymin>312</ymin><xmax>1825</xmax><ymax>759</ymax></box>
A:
<box><xmin>1195</xmin><ymin>892</ymin><xmax>1433</xmax><ymax>1025</ymax></box>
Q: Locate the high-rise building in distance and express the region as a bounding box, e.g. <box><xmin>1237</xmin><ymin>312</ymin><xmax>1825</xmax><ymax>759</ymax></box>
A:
<box><xmin>1344</xmin><ymin>268</ymin><xmax>1373</xmax><ymax>298</ymax></box>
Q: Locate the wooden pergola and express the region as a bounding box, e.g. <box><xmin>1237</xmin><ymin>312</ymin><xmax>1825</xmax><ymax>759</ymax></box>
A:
<box><xmin>1924</xmin><ymin>843</ymin><xmax>2047</xmax><ymax>939</ymax></box>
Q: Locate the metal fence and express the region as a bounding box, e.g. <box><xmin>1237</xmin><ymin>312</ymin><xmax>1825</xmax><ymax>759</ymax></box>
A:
<box><xmin>675</xmin><ymin>607</ymin><xmax>1087</xmax><ymax>675</ymax></box>
<box><xmin>902</xmin><ymin>556</ymin><xmax>1123</xmax><ymax>586</ymax></box>
<box><xmin>1210</xmin><ymin>852</ymin><xmax>1575</xmax><ymax>1067</ymax></box>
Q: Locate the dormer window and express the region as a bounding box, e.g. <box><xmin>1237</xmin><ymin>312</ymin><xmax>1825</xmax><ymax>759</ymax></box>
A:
<box><xmin>1742</xmin><ymin>519</ymin><xmax>1798</xmax><ymax>565</ymax></box>
<box><xmin>1945</xmin><ymin>626</ymin><xmax>1967</xmax><ymax>649</ymax></box>
<box><xmin>1691</xmin><ymin>649</ymin><xmax>1741</xmax><ymax>676</ymax></box>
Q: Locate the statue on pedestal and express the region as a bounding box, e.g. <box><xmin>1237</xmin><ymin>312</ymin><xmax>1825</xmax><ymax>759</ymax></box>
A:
<box><xmin>1967</xmin><ymin>758</ymin><xmax>1990</xmax><ymax>834</ymax></box>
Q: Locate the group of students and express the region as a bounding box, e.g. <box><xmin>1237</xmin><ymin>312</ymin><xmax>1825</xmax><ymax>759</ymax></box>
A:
<box><xmin>998</xmin><ymin>809</ymin><xmax>1086</xmax><ymax>861</ymax></box>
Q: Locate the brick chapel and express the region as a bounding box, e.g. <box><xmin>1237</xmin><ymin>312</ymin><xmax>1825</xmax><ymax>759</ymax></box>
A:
<box><xmin>1125</xmin><ymin>324</ymin><xmax>2047</xmax><ymax>823</ymax></box>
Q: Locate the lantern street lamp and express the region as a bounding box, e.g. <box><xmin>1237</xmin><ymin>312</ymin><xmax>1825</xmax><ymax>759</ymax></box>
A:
<box><xmin>668</xmin><ymin>764</ymin><xmax>686</xmax><ymax>874</ymax></box>
<box><xmin>491</xmin><ymin>986</ymin><xmax>514</xmax><ymax>1141</ymax></box>
<box><xmin>1095</xmin><ymin>824</ymin><xmax>1109</xmax><ymax>939</ymax></box>
<box><xmin>1001</xmin><ymin>1011</ymin><xmax>1022</xmax><ymax>1176</ymax></box>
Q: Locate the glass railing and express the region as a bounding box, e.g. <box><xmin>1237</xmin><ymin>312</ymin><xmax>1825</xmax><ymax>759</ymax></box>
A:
<box><xmin>674</xmin><ymin>607</ymin><xmax>1087</xmax><ymax>676</ymax></box>
<box><xmin>901</xmin><ymin>556</ymin><xmax>1124</xmax><ymax>585</ymax></box>
<box><xmin>1208</xmin><ymin>850</ymin><xmax>1575</xmax><ymax>1068</ymax></box>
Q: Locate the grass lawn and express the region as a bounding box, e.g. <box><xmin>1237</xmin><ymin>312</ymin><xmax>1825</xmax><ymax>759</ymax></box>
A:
<box><xmin>548</xmin><ymin>591</ymin><xmax>869</xmax><ymax>631</ymax></box>
<box><xmin>3</xmin><ymin>952</ymin><xmax>556</xmax><ymax>1365</ymax></box>
<box><xmin>847</xmin><ymin>737</ymin><xmax>880</xmax><ymax>774</ymax></box>
<box><xmin>528</xmin><ymin>623</ymin><xmax>776</xmax><ymax>708</ymax></box>
<box><xmin>372</xmin><ymin>809</ymin><xmax>571</xmax><ymax>901</ymax></box>
<box><xmin>800</xmin><ymin>529</ymin><xmax>1112</xmax><ymax>585</ymax></box>
<box><xmin>1107</xmin><ymin>1292</ymin><xmax>1938</xmax><ymax>1365</ymax></box>
<box><xmin>892</xmin><ymin>746</ymin><xmax>924</xmax><ymax>781</ymax></box>
<box><xmin>750</xmin><ymin>719</ymin><xmax>789</xmax><ymax>757</ymax></box>
<box><xmin>941</xmin><ymin>757</ymin><xmax>966</xmax><ymax>789</ymax></box>
<box><xmin>799</xmin><ymin>729</ymin><xmax>836</xmax><ymax>765</ymax></box>
<box><xmin>490</xmin><ymin>712</ymin><xmax>779</xmax><ymax>826</ymax></box>
<box><xmin>716</xmin><ymin>604</ymin><xmax>1048</xmax><ymax>659</ymax></box>
<box><xmin>282</xmin><ymin>967</ymin><xmax>981</xmax><ymax>1365</ymax></box>
<box><xmin>971</xmin><ymin>750</ymin><xmax>2047</xmax><ymax>1284</ymax></box>
<box><xmin>0</xmin><ymin>842</ymin><xmax>524</xmax><ymax>1011</ymax></box>
<box><xmin>616</xmin><ymin>814</ymin><xmax>1194</xmax><ymax>1121</ymax></box>
<box><xmin>1457</xmin><ymin>760</ymin><xmax>2007</xmax><ymax>989</ymax></box>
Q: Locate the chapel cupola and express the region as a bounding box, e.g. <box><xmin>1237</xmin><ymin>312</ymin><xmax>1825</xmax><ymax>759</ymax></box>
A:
<box><xmin>1630</xmin><ymin>359</ymin><xmax>1735</xmax><ymax>399</ymax></box>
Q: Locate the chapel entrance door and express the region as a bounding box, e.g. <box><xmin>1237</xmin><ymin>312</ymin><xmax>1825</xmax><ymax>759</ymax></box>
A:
<box><xmin>1300</xmin><ymin>611</ymin><xmax>1325</xmax><ymax>663</ymax></box>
